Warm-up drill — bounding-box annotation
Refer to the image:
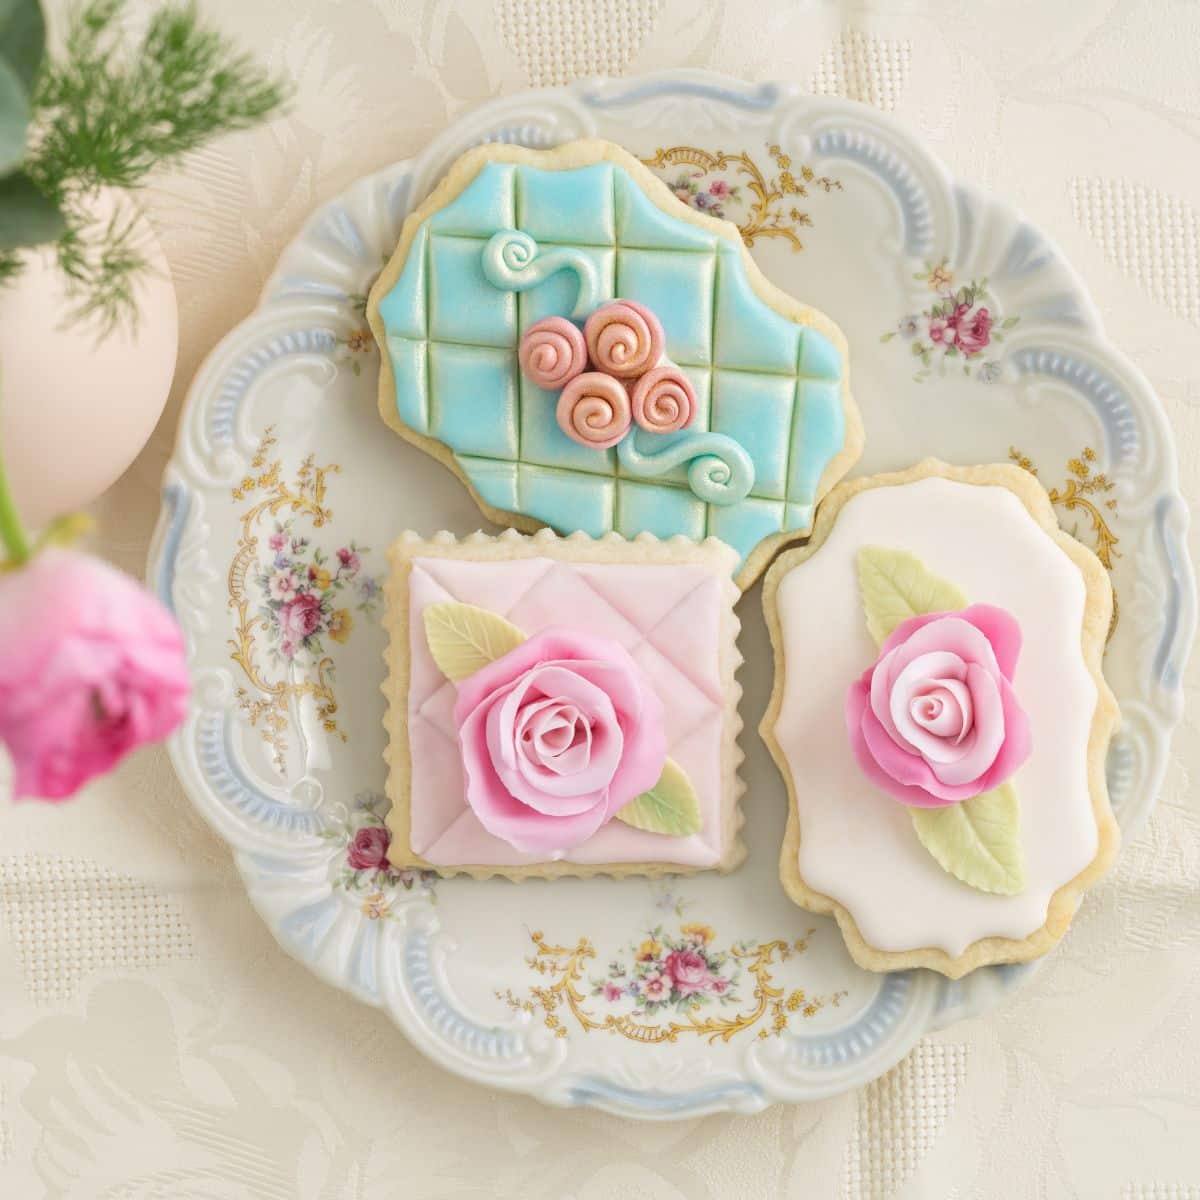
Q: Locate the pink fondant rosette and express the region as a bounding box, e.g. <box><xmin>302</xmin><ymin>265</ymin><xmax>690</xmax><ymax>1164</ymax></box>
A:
<box><xmin>516</xmin><ymin>299</ymin><xmax>698</xmax><ymax>451</ymax></box>
<box><xmin>518</xmin><ymin>316</ymin><xmax>587</xmax><ymax>391</ymax></box>
<box><xmin>555</xmin><ymin>372</ymin><xmax>632</xmax><ymax>450</ymax></box>
<box><xmin>583</xmin><ymin>299</ymin><xmax>664</xmax><ymax>380</ymax></box>
<box><xmin>631</xmin><ymin>366</ymin><xmax>696</xmax><ymax>434</ymax></box>
<box><xmin>845</xmin><ymin>605</ymin><xmax>1032</xmax><ymax>808</ymax></box>
<box><xmin>452</xmin><ymin>630</ymin><xmax>668</xmax><ymax>852</ymax></box>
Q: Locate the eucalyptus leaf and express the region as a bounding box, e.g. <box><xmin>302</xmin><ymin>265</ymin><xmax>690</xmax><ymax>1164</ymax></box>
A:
<box><xmin>0</xmin><ymin>0</ymin><xmax>45</xmax><ymax>93</ymax></box>
<box><xmin>0</xmin><ymin>169</ymin><xmax>63</xmax><ymax>248</ymax></box>
<box><xmin>0</xmin><ymin>0</ymin><xmax>43</xmax><ymax>174</ymax></box>
<box><xmin>0</xmin><ymin>59</ymin><xmax>28</xmax><ymax>175</ymax></box>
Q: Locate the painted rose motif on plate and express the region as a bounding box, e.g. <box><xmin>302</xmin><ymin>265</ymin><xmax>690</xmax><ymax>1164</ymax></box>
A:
<box><xmin>882</xmin><ymin>259</ymin><xmax>1020</xmax><ymax>383</ymax></box>
<box><xmin>593</xmin><ymin>923</ymin><xmax>738</xmax><ymax>1015</ymax></box>
<box><xmin>255</xmin><ymin>522</ymin><xmax>375</xmax><ymax>662</ymax></box>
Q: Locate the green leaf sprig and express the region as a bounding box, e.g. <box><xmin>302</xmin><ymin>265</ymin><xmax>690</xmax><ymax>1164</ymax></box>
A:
<box><xmin>0</xmin><ymin>0</ymin><xmax>287</xmax><ymax>334</ymax></box>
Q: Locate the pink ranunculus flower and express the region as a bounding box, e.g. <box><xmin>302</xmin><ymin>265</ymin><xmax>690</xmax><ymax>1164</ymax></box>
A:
<box><xmin>0</xmin><ymin>550</ymin><xmax>189</xmax><ymax>801</ymax></box>
<box><xmin>268</xmin><ymin>531</ymin><xmax>286</xmax><ymax>552</ymax></box>
<box><xmin>845</xmin><ymin>605</ymin><xmax>1032</xmax><ymax>808</ymax></box>
<box><xmin>602</xmin><ymin>982</ymin><xmax>623</xmax><ymax>1002</ymax></box>
<box><xmin>708</xmin><ymin>179</ymin><xmax>730</xmax><ymax>197</ymax></box>
<box><xmin>336</xmin><ymin>547</ymin><xmax>360</xmax><ymax>572</ymax></box>
<box><xmin>347</xmin><ymin>825</ymin><xmax>391</xmax><ymax>870</ymax></box>
<box><xmin>954</xmin><ymin>303</ymin><xmax>992</xmax><ymax>355</ymax></box>
<box><xmin>278</xmin><ymin>591</ymin><xmax>323</xmax><ymax>643</ymax></box>
<box><xmin>663</xmin><ymin>948</ymin><xmax>715</xmax><ymax>996</ymax></box>
<box><xmin>453</xmin><ymin>630</ymin><xmax>667</xmax><ymax>854</ymax></box>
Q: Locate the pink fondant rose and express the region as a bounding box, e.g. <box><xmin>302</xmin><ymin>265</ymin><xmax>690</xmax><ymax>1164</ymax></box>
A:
<box><xmin>453</xmin><ymin>630</ymin><xmax>667</xmax><ymax>853</ymax></box>
<box><xmin>663</xmin><ymin>948</ymin><xmax>714</xmax><ymax>996</ymax></box>
<box><xmin>845</xmin><ymin>605</ymin><xmax>1032</xmax><ymax>808</ymax></box>
<box><xmin>347</xmin><ymin>825</ymin><xmax>391</xmax><ymax>871</ymax></box>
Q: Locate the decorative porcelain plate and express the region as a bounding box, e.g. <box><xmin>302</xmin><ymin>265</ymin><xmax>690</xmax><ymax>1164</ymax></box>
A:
<box><xmin>149</xmin><ymin>72</ymin><xmax>1194</xmax><ymax>1117</ymax></box>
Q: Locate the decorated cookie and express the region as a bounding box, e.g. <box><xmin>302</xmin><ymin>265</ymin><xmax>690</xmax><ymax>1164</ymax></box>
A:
<box><xmin>761</xmin><ymin>460</ymin><xmax>1119</xmax><ymax>977</ymax></box>
<box><xmin>383</xmin><ymin>528</ymin><xmax>745</xmax><ymax>877</ymax></box>
<box><xmin>367</xmin><ymin>139</ymin><xmax>861</xmax><ymax>589</ymax></box>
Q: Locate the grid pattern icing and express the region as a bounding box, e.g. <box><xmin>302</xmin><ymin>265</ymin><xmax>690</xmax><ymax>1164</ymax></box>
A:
<box><xmin>378</xmin><ymin>161</ymin><xmax>846</xmax><ymax>571</ymax></box>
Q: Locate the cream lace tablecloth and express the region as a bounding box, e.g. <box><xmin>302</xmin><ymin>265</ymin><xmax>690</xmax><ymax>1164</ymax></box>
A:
<box><xmin>2</xmin><ymin>2</ymin><xmax>1198</xmax><ymax>1196</ymax></box>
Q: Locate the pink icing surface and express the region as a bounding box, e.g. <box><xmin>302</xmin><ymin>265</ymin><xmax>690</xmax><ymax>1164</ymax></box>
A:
<box><xmin>406</xmin><ymin>557</ymin><xmax>728</xmax><ymax>867</ymax></box>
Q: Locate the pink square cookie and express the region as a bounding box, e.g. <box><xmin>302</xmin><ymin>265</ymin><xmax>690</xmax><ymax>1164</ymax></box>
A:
<box><xmin>383</xmin><ymin>529</ymin><xmax>744</xmax><ymax>877</ymax></box>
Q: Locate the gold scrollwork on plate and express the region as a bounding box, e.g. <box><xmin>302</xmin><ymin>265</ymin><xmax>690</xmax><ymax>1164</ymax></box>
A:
<box><xmin>642</xmin><ymin>144</ymin><xmax>841</xmax><ymax>252</ymax></box>
<box><xmin>498</xmin><ymin>925</ymin><xmax>844</xmax><ymax>1045</ymax></box>
<box><xmin>1011</xmin><ymin>445</ymin><xmax>1121</xmax><ymax>637</ymax></box>
<box><xmin>228</xmin><ymin>428</ymin><xmax>380</xmax><ymax>770</ymax></box>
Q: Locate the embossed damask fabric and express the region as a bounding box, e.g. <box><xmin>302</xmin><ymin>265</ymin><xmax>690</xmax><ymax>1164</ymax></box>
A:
<box><xmin>1</xmin><ymin>1</ymin><xmax>1198</xmax><ymax>1196</ymax></box>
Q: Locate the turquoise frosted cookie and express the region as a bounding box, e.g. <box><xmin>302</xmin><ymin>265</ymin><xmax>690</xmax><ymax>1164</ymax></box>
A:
<box><xmin>367</xmin><ymin>139</ymin><xmax>861</xmax><ymax>587</ymax></box>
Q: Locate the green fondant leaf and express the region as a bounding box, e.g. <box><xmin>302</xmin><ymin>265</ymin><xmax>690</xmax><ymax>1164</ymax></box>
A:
<box><xmin>422</xmin><ymin>601</ymin><xmax>525</xmax><ymax>682</ymax></box>
<box><xmin>856</xmin><ymin>546</ymin><xmax>969</xmax><ymax>647</ymax></box>
<box><xmin>615</xmin><ymin>758</ymin><xmax>702</xmax><ymax>837</ymax></box>
<box><xmin>909</xmin><ymin>784</ymin><xmax>1026</xmax><ymax>896</ymax></box>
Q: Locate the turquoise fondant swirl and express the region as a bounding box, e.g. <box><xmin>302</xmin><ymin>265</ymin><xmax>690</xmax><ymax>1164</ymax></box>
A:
<box><xmin>481</xmin><ymin>230</ymin><xmax>600</xmax><ymax>319</ymax></box>
<box><xmin>618</xmin><ymin>432</ymin><xmax>755</xmax><ymax>507</ymax></box>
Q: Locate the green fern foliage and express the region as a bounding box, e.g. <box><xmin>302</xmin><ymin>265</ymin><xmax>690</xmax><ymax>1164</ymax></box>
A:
<box><xmin>1</xmin><ymin>0</ymin><xmax>286</xmax><ymax>334</ymax></box>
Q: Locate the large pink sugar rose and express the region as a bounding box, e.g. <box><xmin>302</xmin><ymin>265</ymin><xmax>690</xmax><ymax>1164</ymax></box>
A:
<box><xmin>453</xmin><ymin>630</ymin><xmax>667</xmax><ymax>854</ymax></box>
<box><xmin>0</xmin><ymin>550</ymin><xmax>189</xmax><ymax>801</ymax></box>
<box><xmin>845</xmin><ymin>605</ymin><xmax>1032</xmax><ymax>808</ymax></box>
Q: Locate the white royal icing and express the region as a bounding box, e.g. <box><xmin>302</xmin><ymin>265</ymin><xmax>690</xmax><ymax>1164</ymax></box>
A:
<box><xmin>772</xmin><ymin>477</ymin><xmax>1100</xmax><ymax>956</ymax></box>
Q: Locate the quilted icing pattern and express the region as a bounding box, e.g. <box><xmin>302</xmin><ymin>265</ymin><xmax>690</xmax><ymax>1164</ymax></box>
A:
<box><xmin>376</xmin><ymin>158</ymin><xmax>848</xmax><ymax>575</ymax></box>
<box><xmin>405</xmin><ymin>556</ymin><xmax>729</xmax><ymax>868</ymax></box>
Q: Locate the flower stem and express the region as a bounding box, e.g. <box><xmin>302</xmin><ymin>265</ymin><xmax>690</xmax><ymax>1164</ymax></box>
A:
<box><xmin>0</xmin><ymin>375</ymin><xmax>33</xmax><ymax>565</ymax></box>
